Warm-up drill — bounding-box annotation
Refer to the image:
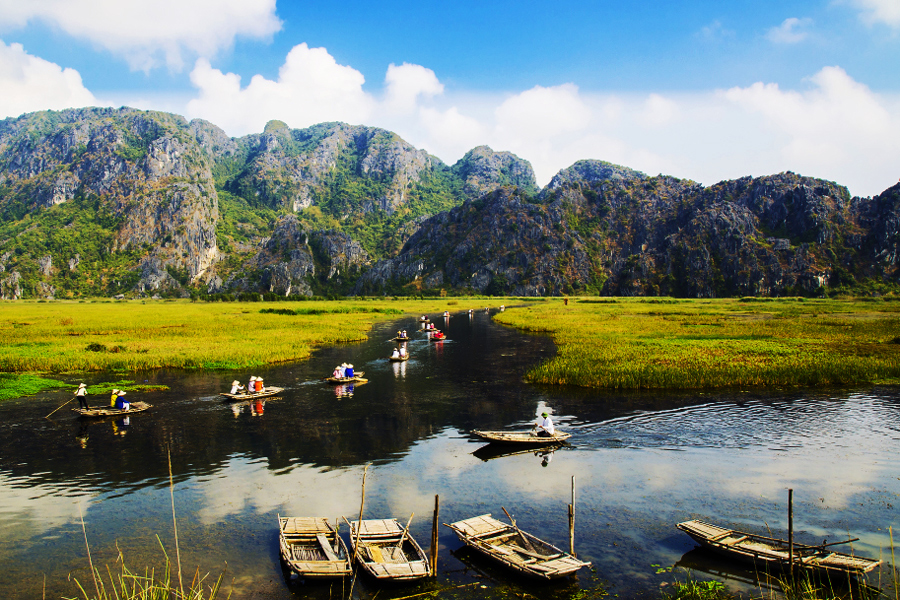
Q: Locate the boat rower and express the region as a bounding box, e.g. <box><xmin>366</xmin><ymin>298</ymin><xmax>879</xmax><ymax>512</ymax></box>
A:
<box><xmin>75</xmin><ymin>383</ymin><xmax>90</xmax><ymax>410</ymax></box>
<box><xmin>536</xmin><ymin>412</ymin><xmax>554</xmax><ymax>437</ymax></box>
<box><xmin>230</xmin><ymin>380</ymin><xmax>244</xmax><ymax>394</ymax></box>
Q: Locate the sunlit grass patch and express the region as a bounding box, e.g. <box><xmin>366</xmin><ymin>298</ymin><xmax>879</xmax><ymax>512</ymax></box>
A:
<box><xmin>496</xmin><ymin>297</ymin><xmax>900</xmax><ymax>389</ymax></box>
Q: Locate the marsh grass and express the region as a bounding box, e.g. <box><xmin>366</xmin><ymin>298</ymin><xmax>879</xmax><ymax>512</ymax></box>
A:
<box><xmin>495</xmin><ymin>297</ymin><xmax>900</xmax><ymax>389</ymax></box>
<box><xmin>0</xmin><ymin>298</ymin><xmax>455</xmax><ymax>374</ymax></box>
<box><xmin>0</xmin><ymin>372</ymin><xmax>69</xmax><ymax>401</ymax></box>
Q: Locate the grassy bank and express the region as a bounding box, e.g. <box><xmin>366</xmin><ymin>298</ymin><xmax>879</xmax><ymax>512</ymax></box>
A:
<box><xmin>494</xmin><ymin>297</ymin><xmax>900</xmax><ymax>389</ymax></box>
<box><xmin>0</xmin><ymin>298</ymin><xmax>456</xmax><ymax>374</ymax></box>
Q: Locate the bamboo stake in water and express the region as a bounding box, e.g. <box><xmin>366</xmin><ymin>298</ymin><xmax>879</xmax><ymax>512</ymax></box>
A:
<box><xmin>788</xmin><ymin>488</ymin><xmax>794</xmax><ymax>583</ymax></box>
<box><xmin>569</xmin><ymin>475</ymin><xmax>576</xmax><ymax>556</ymax></box>
<box><xmin>168</xmin><ymin>446</ymin><xmax>185</xmax><ymax>599</ymax></box>
<box><xmin>431</xmin><ymin>494</ymin><xmax>439</xmax><ymax>576</ymax></box>
<box><xmin>347</xmin><ymin>464</ymin><xmax>369</xmax><ymax>600</ymax></box>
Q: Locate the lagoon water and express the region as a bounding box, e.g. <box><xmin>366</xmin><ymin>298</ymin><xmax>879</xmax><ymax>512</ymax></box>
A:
<box><xmin>1</xmin><ymin>309</ymin><xmax>899</xmax><ymax>599</ymax></box>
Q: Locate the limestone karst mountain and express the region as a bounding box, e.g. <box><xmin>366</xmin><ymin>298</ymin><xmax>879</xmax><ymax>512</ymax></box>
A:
<box><xmin>1</xmin><ymin>106</ymin><xmax>898</xmax><ymax>299</ymax></box>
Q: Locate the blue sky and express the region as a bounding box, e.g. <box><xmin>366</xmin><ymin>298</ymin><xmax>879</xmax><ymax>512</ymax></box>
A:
<box><xmin>0</xmin><ymin>0</ymin><xmax>897</xmax><ymax>196</ymax></box>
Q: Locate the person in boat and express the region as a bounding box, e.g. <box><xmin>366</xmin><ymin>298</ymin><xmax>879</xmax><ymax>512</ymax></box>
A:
<box><xmin>345</xmin><ymin>364</ymin><xmax>354</xmax><ymax>378</ymax></box>
<box><xmin>391</xmin><ymin>348</ymin><xmax>400</xmax><ymax>359</ymax></box>
<box><xmin>75</xmin><ymin>383</ymin><xmax>90</xmax><ymax>410</ymax></box>
<box><xmin>399</xmin><ymin>346</ymin><xmax>407</xmax><ymax>357</ymax></box>
<box><xmin>333</xmin><ymin>365</ymin><xmax>343</xmax><ymax>379</ymax></box>
<box><xmin>110</xmin><ymin>389</ymin><xmax>119</xmax><ymax>407</ymax></box>
<box><xmin>536</xmin><ymin>412</ymin><xmax>554</xmax><ymax>437</ymax></box>
<box><xmin>115</xmin><ymin>390</ymin><xmax>129</xmax><ymax>411</ymax></box>
<box><xmin>230</xmin><ymin>380</ymin><xmax>244</xmax><ymax>394</ymax></box>
<box><xmin>443</xmin><ymin>311</ymin><xmax>450</xmax><ymax>317</ymax></box>
<box><xmin>247</xmin><ymin>376</ymin><xmax>257</xmax><ymax>393</ymax></box>
<box><xmin>402</xmin><ymin>329</ymin><xmax>407</xmax><ymax>338</ymax></box>
<box><xmin>257</xmin><ymin>377</ymin><xmax>265</xmax><ymax>392</ymax></box>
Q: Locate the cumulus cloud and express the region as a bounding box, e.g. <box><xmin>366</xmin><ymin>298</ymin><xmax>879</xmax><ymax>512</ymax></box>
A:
<box><xmin>182</xmin><ymin>41</ymin><xmax>900</xmax><ymax>197</ymax></box>
<box><xmin>766</xmin><ymin>17</ymin><xmax>813</xmax><ymax>44</ymax></box>
<box><xmin>384</xmin><ymin>63</ymin><xmax>443</xmax><ymax>114</ymax></box>
<box><xmin>850</xmin><ymin>0</ymin><xmax>900</xmax><ymax>27</ymax></box>
<box><xmin>0</xmin><ymin>40</ymin><xmax>97</xmax><ymax>119</ymax></box>
<box><xmin>0</xmin><ymin>0</ymin><xmax>281</xmax><ymax>71</ymax></box>
<box><xmin>186</xmin><ymin>43</ymin><xmax>374</xmax><ymax>134</ymax></box>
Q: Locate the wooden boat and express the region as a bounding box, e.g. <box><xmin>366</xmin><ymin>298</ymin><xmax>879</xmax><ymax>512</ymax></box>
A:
<box><xmin>431</xmin><ymin>332</ymin><xmax>445</xmax><ymax>340</ymax></box>
<box><xmin>279</xmin><ymin>517</ymin><xmax>352</xmax><ymax>579</ymax></box>
<box><xmin>419</xmin><ymin>318</ymin><xmax>430</xmax><ymax>323</ymax></box>
<box><xmin>389</xmin><ymin>354</ymin><xmax>410</xmax><ymax>362</ymax></box>
<box><xmin>324</xmin><ymin>372</ymin><xmax>366</xmax><ymax>384</ymax></box>
<box><xmin>73</xmin><ymin>401</ymin><xmax>152</xmax><ymax>417</ymax></box>
<box><xmin>220</xmin><ymin>386</ymin><xmax>284</xmax><ymax>400</ymax></box>
<box><xmin>471</xmin><ymin>430</ymin><xmax>571</xmax><ymax>444</ymax></box>
<box><xmin>392</xmin><ymin>336</ymin><xmax>410</xmax><ymax>342</ymax></box>
<box><xmin>348</xmin><ymin>518</ymin><xmax>431</xmax><ymax>581</ymax></box>
<box><xmin>677</xmin><ymin>519</ymin><xmax>882</xmax><ymax>576</ymax></box>
<box><xmin>445</xmin><ymin>514</ymin><xmax>590</xmax><ymax>580</ymax></box>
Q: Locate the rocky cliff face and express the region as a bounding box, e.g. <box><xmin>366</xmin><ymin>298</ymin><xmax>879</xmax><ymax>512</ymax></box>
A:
<box><xmin>355</xmin><ymin>164</ymin><xmax>900</xmax><ymax>297</ymax></box>
<box><xmin>2</xmin><ymin>108</ymin><xmax>898</xmax><ymax>299</ymax></box>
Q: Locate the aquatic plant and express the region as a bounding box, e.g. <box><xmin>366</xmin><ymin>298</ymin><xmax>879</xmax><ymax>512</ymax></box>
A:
<box><xmin>495</xmin><ymin>297</ymin><xmax>900</xmax><ymax>389</ymax></box>
<box><xmin>0</xmin><ymin>373</ymin><xmax>69</xmax><ymax>401</ymax></box>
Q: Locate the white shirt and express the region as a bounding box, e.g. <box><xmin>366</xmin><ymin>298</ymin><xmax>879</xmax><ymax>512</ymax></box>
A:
<box><xmin>230</xmin><ymin>384</ymin><xmax>243</xmax><ymax>394</ymax></box>
<box><xmin>539</xmin><ymin>416</ymin><xmax>554</xmax><ymax>434</ymax></box>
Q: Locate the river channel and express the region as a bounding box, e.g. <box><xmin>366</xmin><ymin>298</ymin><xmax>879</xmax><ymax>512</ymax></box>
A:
<box><xmin>1</xmin><ymin>309</ymin><xmax>899</xmax><ymax>599</ymax></box>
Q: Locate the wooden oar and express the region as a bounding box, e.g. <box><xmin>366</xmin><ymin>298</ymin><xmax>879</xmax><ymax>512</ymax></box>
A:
<box><xmin>46</xmin><ymin>397</ymin><xmax>75</xmax><ymax>419</ymax></box>
<box><xmin>501</xmin><ymin>507</ymin><xmax>536</xmax><ymax>552</ymax></box>
<box><xmin>817</xmin><ymin>538</ymin><xmax>859</xmax><ymax>549</ymax></box>
<box><xmin>397</xmin><ymin>513</ymin><xmax>415</xmax><ymax>549</ymax></box>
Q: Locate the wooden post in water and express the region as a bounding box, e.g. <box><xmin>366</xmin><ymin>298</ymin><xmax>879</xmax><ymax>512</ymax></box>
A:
<box><xmin>788</xmin><ymin>488</ymin><xmax>794</xmax><ymax>582</ymax></box>
<box><xmin>569</xmin><ymin>475</ymin><xmax>576</xmax><ymax>556</ymax></box>
<box><xmin>431</xmin><ymin>494</ymin><xmax>440</xmax><ymax>576</ymax></box>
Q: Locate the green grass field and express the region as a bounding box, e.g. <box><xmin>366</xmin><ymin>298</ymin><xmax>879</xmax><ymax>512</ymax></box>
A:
<box><xmin>494</xmin><ymin>297</ymin><xmax>900</xmax><ymax>389</ymax></box>
<box><xmin>0</xmin><ymin>298</ymin><xmax>453</xmax><ymax>374</ymax></box>
<box><xmin>3</xmin><ymin>296</ymin><xmax>900</xmax><ymax>392</ymax></box>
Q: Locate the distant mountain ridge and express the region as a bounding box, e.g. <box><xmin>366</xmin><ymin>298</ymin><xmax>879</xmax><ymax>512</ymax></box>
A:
<box><xmin>0</xmin><ymin>106</ymin><xmax>898</xmax><ymax>299</ymax></box>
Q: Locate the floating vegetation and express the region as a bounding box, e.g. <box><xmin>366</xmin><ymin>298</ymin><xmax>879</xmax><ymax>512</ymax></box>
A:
<box><xmin>0</xmin><ymin>373</ymin><xmax>69</xmax><ymax>402</ymax></box>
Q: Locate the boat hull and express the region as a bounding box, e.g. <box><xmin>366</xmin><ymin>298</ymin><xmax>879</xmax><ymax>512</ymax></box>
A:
<box><xmin>73</xmin><ymin>401</ymin><xmax>151</xmax><ymax>417</ymax></box>
<box><xmin>220</xmin><ymin>387</ymin><xmax>284</xmax><ymax>400</ymax></box>
<box><xmin>389</xmin><ymin>355</ymin><xmax>409</xmax><ymax>362</ymax></box>
<box><xmin>446</xmin><ymin>514</ymin><xmax>589</xmax><ymax>580</ymax></box>
<box><xmin>677</xmin><ymin>520</ymin><xmax>882</xmax><ymax>576</ymax></box>
<box><xmin>279</xmin><ymin>517</ymin><xmax>352</xmax><ymax>579</ymax></box>
<box><xmin>350</xmin><ymin>519</ymin><xmax>431</xmax><ymax>581</ymax></box>
<box><xmin>471</xmin><ymin>430</ymin><xmax>571</xmax><ymax>445</ymax></box>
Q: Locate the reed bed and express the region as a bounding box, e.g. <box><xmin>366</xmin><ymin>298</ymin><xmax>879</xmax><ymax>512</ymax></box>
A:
<box><xmin>494</xmin><ymin>297</ymin><xmax>900</xmax><ymax>389</ymax></box>
<box><xmin>0</xmin><ymin>298</ymin><xmax>455</xmax><ymax>374</ymax></box>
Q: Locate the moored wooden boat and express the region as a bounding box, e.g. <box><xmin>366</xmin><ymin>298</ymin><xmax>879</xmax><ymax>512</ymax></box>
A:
<box><xmin>389</xmin><ymin>354</ymin><xmax>410</xmax><ymax>362</ymax></box>
<box><xmin>349</xmin><ymin>518</ymin><xmax>431</xmax><ymax>581</ymax></box>
<box><xmin>220</xmin><ymin>386</ymin><xmax>284</xmax><ymax>400</ymax></box>
<box><xmin>677</xmin><ymin>519</ymin><xmax>882</xmax><ymax>576</ymax></box>
<box><xmin>73</xmin><ymin>401</ymin><xmax>151</xmax><ymax>417</ymax></box>
<box><xmin>471</xmin><ymin>430</ymin><xmax>571</xmax><ymax>444</ymax></box>
<box><xmin>324</xmin><ymin>372</ymin><xmax>366</xmax><ymax>384</ymax></box>
<box><xmin>445</xmin><ymin>514</ymin><xmax>589</xmax><ymax>580</ymax></box>
<box><xmin>279</xmin><ymin>517</ymin><xmax>352</xmax><ymax>579</ymax></box>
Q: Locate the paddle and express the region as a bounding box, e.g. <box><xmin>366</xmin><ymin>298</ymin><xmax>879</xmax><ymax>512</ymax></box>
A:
<box><xmin>46</xmin><ymin>397</ymin><xmax>75</xmax><ymax>419</ymax></box>
<box><xmin>502</xmin><ymin>507</ymin><xmax>536</xmax><ymax>552</ymax></box>
<box><xmin>397</xmin><ymin>513</ymin><xmax>415</xmax><ymax>550</ymax></box>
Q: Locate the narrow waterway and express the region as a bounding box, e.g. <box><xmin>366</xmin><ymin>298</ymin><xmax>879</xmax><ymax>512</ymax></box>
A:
<box><xmin>1</xmin><ymin>309</ymin><xmax>898</xmax><ymax>599</ymax></box>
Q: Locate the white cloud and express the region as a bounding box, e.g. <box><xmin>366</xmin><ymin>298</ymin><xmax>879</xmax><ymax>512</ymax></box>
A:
<box><xmin>0</xmin><ymin>40</ymin><xmax>97</xmax><ymax>119</ymax></box>
<box><xmin>766</xmin><ymin>17</ymin><xmax>813</xmax><ymax>44</ymax></box>
<box><xmin>182</xmin><ymin>42</ymin><xmax>899</xmax><ymax>197</ymax></box>
<box><xmin>186</xmin><ymin>43</ymin><xmax>375</xmax><ymax>134</ymax></box>
<box><xmin>850</xmin><ymin>0</ymin><xmax>900</xmax><ymax>27</ymax></box>
<box><xmin>0</xmin><ymin>0</ymin><xmax>281</xmax><ymax>71</ymax></box>
<box><xmin>384</xmin><ymin>63</ymin><xmax>444</xmax><ymax>114</ymax></box>
<box><xmin>698</xmin><ymin>20</ymin><xmax>735</xmax><ymax>41</ymax></box>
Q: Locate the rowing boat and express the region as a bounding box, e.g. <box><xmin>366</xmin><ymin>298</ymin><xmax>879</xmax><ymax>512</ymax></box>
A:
<box><xmin>470</xmin><ymin>430</ymin><xmax>571</xmax><ymax>444</ymax></box>
<box><xmin>349</xmin><ymin>518</ymin><xmax>431</xmax><ymax>581</ymax></box>
<box><xmin>220</xmin><ymin>386</ymin><xmax>284</xmax><ymax>400</ymax></box>
<box><xmin>324</xmin><ymin>372</ymin><xmax>366</xmax><ymax>384</ymax></box>
<box><xmin>677</xmin><ymin>519</ymin><xmax>882</xmax><ymax>576</ymax></box>
<box><xmin>279</xmin><ymin>517</ymin><xmax>352</xmax><ymax>579</ymax></box>
<box><xmin>392</xmin><ymin>337</ymin><xmax>410</xmax><ymax>342</ymax></box>
<box><xmin>73</xmin><ymin>401</ymin><xmax>152</xmax><ymax>417</ymax></box>
<box><xmin>389</xmin><ymin>354</ymin><xmax>409</xmax><ymax>362</ymax></box>
<box><xmin>445</xmin><ymin>513</ymin><xmax>589</xmax><ymax>580</ymax></box>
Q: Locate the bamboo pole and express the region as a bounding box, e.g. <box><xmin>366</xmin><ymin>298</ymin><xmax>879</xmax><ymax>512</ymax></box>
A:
<box><xmin>45</xmin><ymin>397</ymin><xmax>75</xmax><ymax>419</ymax></box>
<box><xmin>431</xmin><ymin>494</ymin><xmax>439</xmax><ymax>576</ymax></box>
<box><xmin>788</xmin><ymin>488</ymin><xmax>794</xmax><ymax>582</ymax></box>
<box><xmin>569</xmin><ymin>475</ymin><xmax>576</xmax><ymax>556</ymax></box>
<box><xmin>347</xmin><ymin>464</ymin><xmax>369</xmax><ymax>600</ymax></box>
<box><xmin>502</xmin><ymin>507</ymin><xmax>536</xmax><ymax>552</ymax></box>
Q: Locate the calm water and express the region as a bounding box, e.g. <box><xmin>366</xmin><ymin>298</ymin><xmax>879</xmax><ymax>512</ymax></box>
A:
<box><xmin>1</xmin><ymin>309</ymin><xmax>899</xmax><ymax>599</ymax></box>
